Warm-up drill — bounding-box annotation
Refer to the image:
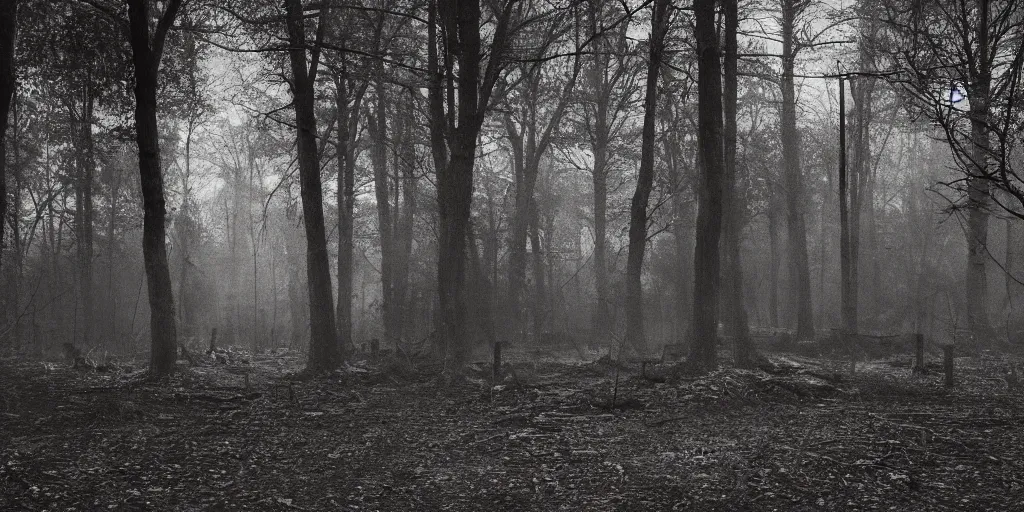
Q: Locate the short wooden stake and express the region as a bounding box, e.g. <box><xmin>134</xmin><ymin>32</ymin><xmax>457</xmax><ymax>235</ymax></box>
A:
<box><xmin>209</xmin><ymin>327</ymin><xmax>218</xmax><ymax>353</ymax></box>
<box><xmin>493</xmin><ymin>341</ymin><xmax>502</xmax><ymax>381</ymax></box>
<box><xmin>371</xmin><ymin>339</ymin><xmax>380</xmax><ymax>362</ymax></box>
<box><xmin>914</xmin><ymin>333</ymin><xmax>925</xmax><ymax>374</ymax></box>
<box><xmin>943</xmin><ymin>345</ymin><xmax>955</xmax><ymax>387</ymax></box>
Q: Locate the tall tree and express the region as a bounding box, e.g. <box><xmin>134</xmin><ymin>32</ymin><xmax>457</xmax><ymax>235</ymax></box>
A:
<box><xmin>368</xmin><ymin>77</ymin><xmax>397</xmax><ymax>342</ymax></box>
<box><xmin>690</xmin><ymin>0</ymin><xmax>724</xmax><ymax>367</ymax></box>
<box><xmin>962</xmin><ymin>0</ymin><xmax>995</xmax><ymax>342</ymax></box>
<box><xmin>721</xmin><ymin>0</ymin><xmax>752</xmax><ymax>366</ymax></box>
<box><xmin>0</xmin><ymin>0</ymin><xmax>16</xmax><ymax>281</ymax></box>
<box><xmin>881</xmin><ymin>0</ymin><xmax>1024</xmax><ymax>342</ymax></box>
<box><xmin>577</xmin><ymin>0</ymin><xmax>640</xmax><ymax>343</ymax></box>
<box><xmin>283</xmin><ymin>0</ymin><xmax>340</xmax><ymax>372</ymax></box>
<box><xmin>779</xmin><ymin>0</ymin><xmax>814</xmax><ymax>340</ymax></box>
<box><xmin>623</xmin><ymin>0</ymin><xmax>670</xmax><ymax>353</ymax></box>
<box><xmin>332</xmin><ymin>65</ymin><xmax>364</xmax><ymax>355</ymax></box>
<box><xmin>843</xmin><ymin>10</ymin><xmax>880</xmax><ymax>334</ymax></box>
<box><xmin>126</xmin><ymin>0</ymin><xmax>182</xmax><ymax>375</ymax></box>
<box><xmin>426</xmin><ymin>0</ymin><xmax>514</xmax><ymax>368</ymax></box>
<box><xmin>504</xmin><ymin>48</ymin><xmax>580</xmax><ymax>340</ymax></box>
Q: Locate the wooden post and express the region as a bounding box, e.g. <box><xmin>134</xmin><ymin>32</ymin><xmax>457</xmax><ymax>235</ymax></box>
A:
<box><xmin>914</xmin><ymin>333</ymin><xmax>925</xmax><ymax>374</ymax></box>
<box><xmin>371</xmin><ymin>338</ymin><xmax>380</xmax><ymax>362</ymax></box>
<box><xmin>209</xmin><ymin>327</ymin><xmax>218</xmax><ymax>353</ymax></box>
<box><xmin>943</xmin><ymin>345</ymin><xmax>955</xmax><ymax>387</ymax></box>
<box><xmin>493</xmin><ymin>341</ymin><xmax>502</xmax><ymax>381</ymax></box>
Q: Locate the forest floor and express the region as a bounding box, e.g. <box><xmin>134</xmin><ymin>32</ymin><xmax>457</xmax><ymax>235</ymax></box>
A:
<box><xmin>2</xmin><ymin>346</ymin><xmax>1023</xmax><ymax>511</ymax></box>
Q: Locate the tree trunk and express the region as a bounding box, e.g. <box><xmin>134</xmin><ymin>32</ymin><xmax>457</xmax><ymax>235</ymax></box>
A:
<box><xmin>767</xmin><ymin>201</ymin><xmax>781</xmax><ymax>328</ymax></box>
<box><xmin>467</xmin><ymin>220</ymin><xmax>496</xmax><ymax>346</ymax></box>
<box><xmin>965</xmin><ymin>0</ymin><xmax>993</xmax><ymax>343</ymax></box>
<box><xmin>284</xmin><ymin>0</ymin><xmax>339</xmax><ymax>372</ymax></box>
<box><xmin>691</xmin><ymin>0</ymin><xmax>724</xmax><ymax>367</ymax></box>
<box><xmin>839</xmin><ymin>76</ymin><xmax>855</xmax><ymax>340</ymax></box>
<box><xmin>505</xmin><ymin>60</ymin><xmax>578</xmax><ymax>342</ymax></box>
<box><xmin>780</xmin><ymin>0</ymin><xmax>814</xmax><ymax>341</ymax></box>
<box><xmin>10</xmin><ymin>89</ymin><xmax>21</xmax><ymax>351</ymax></box>
<box><xmin>427</xmin><ymin>0</ymin><xmax>505</xmax><ymax>368</ymax></box>
<box><xmin>1007</xmin><ymin>218</ymin><xmax>1024</xmax><ymax>340</ymax></box>
<box><xmin>593</xmin><ymin>145</ymin><xmax>610</xmax><ymax>340</ymax></box>
<box><xmin>529</xmin><ymin>199</ymin><xmax>546</xmax><ymax>335</ymax></box>
<box><xmin>334</xmin><ymin>74</ymin><xmax>361</xmax><ymax>354</ymax></box>
<box><xmin>369</xmin><ymin>79</ymin><xmax>397</xmax><ymax>343</ymax></box>
<box><xmin>624</xmin><ymin>0</ymin><xmax>669</xmax><ymax>354</ymax></box>
<box><xmin>286</xmin><ymin>199</ymin><xmax>308</xmax><ymax>348</ymax></box>
<box><xmin>586</xmin><ymin>2</ymin><xmax>613</xmax><ymax>343</ymax></box>
<box><xmin>849</xmin><ymin>53</ymin><xmax>875</xmax><ymax>332</ymax></box>
<box><xmin>75</xmin><ymin>80</ymin><xmax>96</xmax><ymax>347</ymax></box>
<box><xmin>437</xmin><ymin>148</ymin><xmax>474</xmax><ymax>365</ymax></box>
<box><xmin>126</xmin><ymin>0</ymin><xmax>181</xmax><ymax>376</ymax></box>
<box><xmin>0</xmin><ymin>0</ymin><xmax>16</xmax><ymax>286</ymax></box>
<box><xmin>396</xmin><ymin>91</ymin><xmax>417</xmax><ymax>339</ymax></box>
<box><xmin>721</xmin><ymin>0</ymin><xmax>752</xmax><ymax>367</ymax></box>
<box><xmin>505</xmin><ymin>118</ymin><xmax>529</xmax><ymax>339</ymax></box>
<box><xmin>106</xmin><ymin>155</ymin><xmax>119</xmax><ymax>346</ymax></box>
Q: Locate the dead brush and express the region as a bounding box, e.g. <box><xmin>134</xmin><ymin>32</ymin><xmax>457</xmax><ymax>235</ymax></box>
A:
<box><xmin>852</xmin><ymin>372</ymin><xmax>937</xmax><ymax>398</ymax></box>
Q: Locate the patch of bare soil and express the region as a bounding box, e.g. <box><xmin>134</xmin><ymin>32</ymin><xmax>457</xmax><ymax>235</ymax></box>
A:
<box><xmin>1</xmin><ymin>351</ymin><xmax>1023</xmax><ymax>511</ymax></box>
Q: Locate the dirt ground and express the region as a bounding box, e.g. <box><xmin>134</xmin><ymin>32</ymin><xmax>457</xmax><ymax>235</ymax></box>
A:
<box><xmin>2</xmin><ymin>349</ymin><xmax>1023</xmax><ymax>511</ymax></box>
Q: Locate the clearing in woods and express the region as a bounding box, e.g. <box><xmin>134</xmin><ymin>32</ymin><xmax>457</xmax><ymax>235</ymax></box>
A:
<box><xmin>1</xmin><ymin>348</ymin><xmax>1023</xmax><ymax>511</ymax></box>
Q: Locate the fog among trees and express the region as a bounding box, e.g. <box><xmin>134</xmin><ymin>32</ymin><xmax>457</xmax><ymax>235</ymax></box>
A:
<box><xmin>2</xmin><ymin>0</ymin><xmax>1024</xmax><ymax>372</ymax></box>
<box><xmin>7</xmin><ymin>1</ymin><xmax>1024</xmax><ymax>510</ymax></box>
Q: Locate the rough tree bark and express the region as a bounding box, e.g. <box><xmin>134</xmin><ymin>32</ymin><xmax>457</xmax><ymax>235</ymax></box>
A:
<box><xmin>839</xmin><ymin>75</ymin><xmax>854</xmax><ymax>339</ymax></box>
<box><xmin>426</xmin><ymin>0</ymin><xmax>509</xmax><ymax>368</ymax></box>
<box><xmin>126</xmin><ymin>0</ymin><xmax>181</xmax><ymax>376</ymax></box>
<box><xmin>334</xmin><ymin>69</ymin><xmax>363</xmax><ymax>355</ymax></box>
<box><xmin>721</xmin><ymin>0</ymin><xmax>753</xmax><ymax>367</ymax></box>
<box><xmin>74</xmin><ymin>76</ymin><xmax>96</xmax><ymax>347</ymax></box>
<box><xmin>779</xmin><ymin>0</ymin><xmax>814</xmax><ymax>341</ymax></box>
<box><xmin>529</xmin><ymin>200</ymin><xmax>546</xmax><ymax>334</ymax></box>
<box><xmin>0</xmin><ymin>0</ymin><xmax>16</xmax><ymax>284</ymax></box>
<box><xmin>395</xmin><ymin>89</ymin><xmax>417</xmax><ymax>340</ymax></box>
<box><xmin>368</xmin><ymin>79</ymin><xmax>398</xmax><ymax>343</ymax></box>
<box><xmin>690</xmin><ymin>0</ymin><xmax>724</xmax><ymax>367</ymax></box>
<box><xmin>284</xmin><ymin>0</ymin><xmax>340</xmax><ymax>372</ymax></box>
<box><xmin>965</xmin><ymin>0</ymin><xmax>993</xmax><ymax>343</ymax></box>
<box><xmin>623</xmin><ymin>0</ymin><xmax>669</xmax><ymax>354</ymax></box>
<box><xmin>848</xmin><ymin>35</ymin><xmax>875</xmax><ymax>332</ymax></box>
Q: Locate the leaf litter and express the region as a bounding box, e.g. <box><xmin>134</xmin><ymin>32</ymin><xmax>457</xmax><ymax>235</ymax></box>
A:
<box><xmin>1</xmin><ymin>350</ymin><xmax>1023</xmax><ymax>510</ymax></box>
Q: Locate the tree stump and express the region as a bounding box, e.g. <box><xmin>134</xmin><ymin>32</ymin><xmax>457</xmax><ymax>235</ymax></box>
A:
<box><xmin>943</xmin><ymin>345</ymin><xmax>955</xmax><ymax>387</ymax></box>
<box><xmin>913</xmin><ymin>333</ymin><xmax>926</xmax><ymax>374</ymax></box>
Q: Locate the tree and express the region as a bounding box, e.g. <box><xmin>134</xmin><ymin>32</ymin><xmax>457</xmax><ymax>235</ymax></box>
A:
<box><xmin>690</xmin><ymin>0</ymin><xmax>724</xmax><ymax>367</ymax></box>
<box><xmin>721</xmin><ymin>0</ymin><xmax>753</xmax><ymax>366</ymax></box>
<box><xmin>623</xmin><ymin>0</ymin><xmax>670</xmax><ymax>354</ymax></box>
<box><xmin>330</xmin><ymin>59</ymin><xmax>365</xmax><ymax>356</ymax></box>
<box><xmin>779</xmin><ymin>0</ymin><xmax>815</xmax><ymax>340</ymax></box>
<box><xmin>575</xmin><ymin>0</ymin><xmax>641</xmax><ymax>344</ymax></box>
<box><xmin>283</xmin><ymin>0</ymin><xmax>340</xmax><ymax>372</ymax></box>
<box><xmin>426</xmin><ymin>0</ymin><xmax>516</xmax><ymax>368</ymax></box>
<box><xmin>881</xmin><ymin>0</ymin><xmax>1024</xmax><ymax>342</ymax></box>
<box><xmin>126</xmin><ymin>0</ymin><xmax>183</xmax><ymax>376</ymax></box>
<box><xmin>503</xmin><ymin>42</ymin><xmax>580</xmax><ymax>340</ymax></box>
<box><xmin>0</xmin><ymin>0</ymin><xmax>16</xmax><ymax>283</ymax></box>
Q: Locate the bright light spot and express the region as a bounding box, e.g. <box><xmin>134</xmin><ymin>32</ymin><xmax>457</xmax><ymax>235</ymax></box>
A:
<box><xmin>949</xmin><ymin>86</ymin><xmax>964</xmax><ymax>104</ymax></box>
